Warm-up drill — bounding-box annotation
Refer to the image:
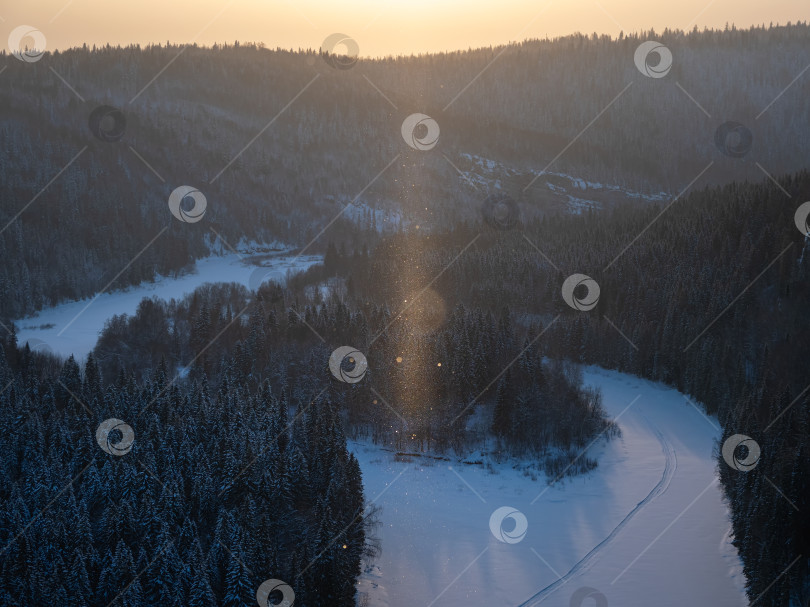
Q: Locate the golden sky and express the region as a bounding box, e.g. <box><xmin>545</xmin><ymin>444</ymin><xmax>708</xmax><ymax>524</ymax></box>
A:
<box><xmin>4</xmin><ymin>0</ymin><xmax>808</xmax><ymax>57</ymax></box>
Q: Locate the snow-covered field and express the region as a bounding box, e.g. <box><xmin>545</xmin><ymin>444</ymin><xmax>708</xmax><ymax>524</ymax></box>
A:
<box><xmin>353</xmin><ymin>367</ymin><xmax>748</xmax><ymax>607</ymax></box>
<box><xmin>14</xmin><ymin>250</ymin><xmax>321</xmax><ymax>360</ymax></box>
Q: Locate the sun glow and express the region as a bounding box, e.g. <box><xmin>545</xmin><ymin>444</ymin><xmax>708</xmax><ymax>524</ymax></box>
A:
<box><xmin>5</xmin><ymin>0</ymin><xmax>807</xmax><ymax>58</ymax></box>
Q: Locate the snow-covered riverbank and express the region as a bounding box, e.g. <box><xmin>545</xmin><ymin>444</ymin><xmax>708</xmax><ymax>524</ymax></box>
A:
<box><xmin>14</xmin><ymin>250</ymin><xmax>321</xmax><ymax>360</ymax></box>
<box><xmin>352</xmin><ymin>367</ymin><xmax>748</xmax><ymax>607</ymax></box>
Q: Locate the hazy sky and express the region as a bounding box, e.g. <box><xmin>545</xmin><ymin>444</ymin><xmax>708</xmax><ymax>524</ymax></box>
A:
<box><xmin>4</xmin><ymin>0</ymin><xmax>808</xmax><ymax>57</ymax></box>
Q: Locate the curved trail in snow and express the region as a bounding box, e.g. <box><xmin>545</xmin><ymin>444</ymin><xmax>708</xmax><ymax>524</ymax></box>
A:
<box><xmin>517</xmin><ymin>413</ymin><xmax>678</xmax><ymax>607</ymax></box>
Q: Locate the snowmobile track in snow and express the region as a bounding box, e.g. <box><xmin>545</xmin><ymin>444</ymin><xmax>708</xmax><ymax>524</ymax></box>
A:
<box><xmin>517</xmin><ymin>412</ymin><xmax>678</xmax><ymax>606</ymax></box>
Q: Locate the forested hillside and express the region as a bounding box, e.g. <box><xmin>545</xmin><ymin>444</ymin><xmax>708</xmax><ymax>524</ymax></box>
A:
<box><xmin>2</xmin><ymin>23</ymin><xmax>809</xmax><ymax>318</ymax></box>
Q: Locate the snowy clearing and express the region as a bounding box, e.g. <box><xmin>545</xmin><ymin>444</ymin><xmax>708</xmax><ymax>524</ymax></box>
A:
<box><xmin>14</xmin><ymin>250</ymin><xmax>321</xmax><ymax>361</ymax></box>
<box><xmin>353</xmin><ymin>367</ymin><xmax>748</xmax><ymax>607</ymax></box>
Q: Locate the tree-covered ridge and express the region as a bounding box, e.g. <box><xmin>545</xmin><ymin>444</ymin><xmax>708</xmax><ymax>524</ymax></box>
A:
<box><xmin>0</xmin><ymin>344</ymin><xmax>366</xmax><ymax>606</ymax></box>
<box><xmin>2</xmin><ymin>22</ymin><xmax>809</xmax><ymax>318</ymax></box>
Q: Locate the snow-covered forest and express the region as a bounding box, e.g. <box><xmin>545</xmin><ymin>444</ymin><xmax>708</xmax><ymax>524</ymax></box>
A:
<box><xmin>0</xmin><ymin>345</ymin><xmax>367</xmax><ymax>606</ymax></box>
<box><xmin>2</xmin><ymin>19</ymin><xmax>810</xmax><ymax>607</ymax></box>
